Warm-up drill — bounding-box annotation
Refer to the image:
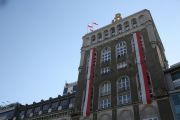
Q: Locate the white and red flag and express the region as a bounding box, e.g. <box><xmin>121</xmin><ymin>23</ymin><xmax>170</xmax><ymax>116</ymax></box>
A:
<box><xmin>133</xmin><ymin>32</ymin><xmax>151</xmax><ymax>104</ymax></box>
<box><xmin>87</xmin><ymin>21</ymin><xmax>98</xmax><ymax>32</ymax></box>
<box><xmin>83</xmin><ymin>48</ymin><xmax>95</xmax><ymax>117</ymax></box>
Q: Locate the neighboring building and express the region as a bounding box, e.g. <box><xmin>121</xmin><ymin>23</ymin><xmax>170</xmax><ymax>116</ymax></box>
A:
<box><xmin>14</xmin><ymin>93</ymin><xmax>76</xmax><ymax>120</ymax></box>
<box><xmin>73</xmin><ymin>9</ymin><xmax>173</xmax><ymax>120</ymax></box>
<box><xmin>164</xmin><ymin>62</ymin><xmax>180</xmax><ymax>120</ymax></box>
<box><xmin>0</xmin><ymin>103</ymin><xmax>20</xmax><ymax>120</ymax></box>
<box><xmin>63</xmin><ymin>82</ymin><xmax>77</xmax><ymax>95</ymax></box>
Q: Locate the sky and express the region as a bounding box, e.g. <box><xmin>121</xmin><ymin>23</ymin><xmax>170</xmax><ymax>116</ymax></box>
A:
<box><xmin>0</xmin><ymin>0</ymin><xmax>180</xmax><ymax>105</ymax></box>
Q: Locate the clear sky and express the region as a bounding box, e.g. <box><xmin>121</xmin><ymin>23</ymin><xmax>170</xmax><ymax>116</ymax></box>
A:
<box><xmin>0</xmin><ymin>0</ymin><xmax>180</xmax><ymax>105</ymax></box>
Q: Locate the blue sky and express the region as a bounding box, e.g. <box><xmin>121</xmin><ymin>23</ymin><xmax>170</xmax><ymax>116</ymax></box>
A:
<box><xmin>0</xmin><ymin>0</ymin><xmax>180</xmax><ymax>105</ymax></box>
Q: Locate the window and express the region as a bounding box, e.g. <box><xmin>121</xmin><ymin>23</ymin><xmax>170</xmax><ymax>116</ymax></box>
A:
<box><xmin>101</xmin><ymin>67</ymin><xmax>111</xmax><ymax>75</ymax></box>
<box><xmin>51</xmin><ymin>102</ymin><xmax>59</xmax><ymax>110</ymax></box>
<box><xmin>171</xmin><ymin>94</ymin><xmax>180</xmax><ymax>120</ymax></box>
<box><xmin>172</xmin><ymin>72</ymin><xmax>180</xmax><ymax>81</ymax></box>
<box><xmin>131</xmin><ymin>18</ymin><xmax>137</xmax><ymax>28</ymax></box>
<box><xmin>101</xmin><ymin>47</ymin><xmax>111</xmax><ymax>63</ymax></box>
<box><xmin>42</xmin><ymin>104</ymin><xmax>49</xmax><ymax>111</ymax></box>
<box><xmin>100</xmin><ymin>82</ymin><xmax>111</xmax><ymax>96</ymax></box>
<box><xmin>117</xmin><ymin>24</ymin><xmax>122</xmax><ymax>33</ymax></box>
<box><xmin>116</xmin><ymin>41</ymin><xmax>127</xmax><ymax>58</ymax></box>
<box><xmin>118</xmin><ymin>93</ymin><xmax>131</xmax><ymax>105</ymax></box>
<box><xmin>97</xmin><ymin>33</ymin><xmax>102</xmax><ymax>41</ymax></box>
<box><xmin>147</xmin><ymin>72</ymin><xmax>153</xmax><ymax>97</ymax></box>
<box><xmin>91</xmin><ymin>35</ymin><xmax>96</xmax><ymax>43</ymax></box>
<box><xmin>26</xmin><ymin>109</ymin><xmax>33</xmax><ymax>117</ymax></box>
<box><xmin>124</xmin><ymin>21</ymin><xmax>130</xmax><ymax>31</ymax></box>
<box><xmin>61</xmin><ymin>100</ymin><xmax>68</xmax><ymax>109</ymax></box>
<box><xmin>99</xmin><ymin>98</ymin><xmax>111</xmax><ymax>109</ymax></box>
<box><xmin>104</xmin><ymin>30</ymin><xmax>109</xmax><ymax>39</ymax></box>
<box><xmin>34</xmin><ymin>107</ymin><xmax>40</xmax><ymax>114</ymax></box>
<box><xmin>110</xmin><ymin>27</ymin><xmax>115</xmax><ymax>37</ymax></box>
<box><xmin>99</xmin><ymin>82</ymin><xmax>111</xmax><ymax>109</ymax></box>
<box><xmin>117</xmin><ymin>61</ymin><xmax>127</xmax><ymax>69</ymax></box>
<box><xmin>117</xmin><ymin>76</ymin><xmax>130</xmax><ymax>92</ymax></box>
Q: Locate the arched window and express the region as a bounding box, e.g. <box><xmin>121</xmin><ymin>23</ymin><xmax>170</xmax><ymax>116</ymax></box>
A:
<box><xmin>97</xmin><ymin>32</ymin><xmax>102</xmax><ymax>41</ymax></box>
<box><xmin>124</xmin><ymin>21</ymin><xmax>130</xmax><ymax>31</ymax></box>
<box><xmin>117</xmin><ymin>24</ymin><xmax>122</xmax><ymax>33</ymax></box>
<box><xmin>99</xmin><ymin>82</ymin><xmax>111</xmax><ymax>109</ymax></box>
<box><xmin>101</xmin><ymin>47</ymin><xmax>111</xmax><ymax>63</ymax></box>
<box><xmin>131</xmin><ymin>18</ymin><xmax>137</xmax><ymax>28</ymax></box>
<box><xmin>104</xmin><ymin>30</ymin><xmax>109</xmax><ymax>39</ymax></box>
<box><xmin>116</xmin><ymin>41</ymin><xmax>127</xmax><ymax>58</ymax></box>
<box><xmin>110</xmin><ymin>27</ymin><xmax>115</xmax><ymax>37</ymax></box>
<box><xmin>117</xmin><ymin>76</ymin><xmax>131</xmax><ymax>106</ymax></box>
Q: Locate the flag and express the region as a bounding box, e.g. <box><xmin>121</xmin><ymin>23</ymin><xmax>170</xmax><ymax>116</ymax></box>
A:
<box><xmin>92</xmin><ymin>22</ymin><xmax>98</xmax><ymax>25</ymax></box>
<box><xmin>88</xmin><ymin>24</ymin><xmax>93</xmax><ymax>28</ymax></box>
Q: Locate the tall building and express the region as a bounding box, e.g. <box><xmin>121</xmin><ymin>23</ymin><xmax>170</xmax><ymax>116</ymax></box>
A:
<box><xmin>2</xmin><ymin>9</ymin><xmax>179</xmax><ymax>120</ymax></box>
<box><xmin>73</xmin><ymin>9</ymin><xmax>173</xmax><ymax>120</ymax></box>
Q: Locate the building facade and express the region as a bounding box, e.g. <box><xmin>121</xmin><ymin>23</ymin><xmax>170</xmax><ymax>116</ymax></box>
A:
<box><xmin>14</xmin><ymin>93</ymin><xmax>76</xmax><ymax>120</ymax></box>
<box><xmin>1</xmin><ymin>9</ymin><xmax>178</xmax><ymax>120</ymax></box>
<box><xmin>73</xmin><ymin>9</ymin><xmax>173</xmax><ymax>120</ymax></box>
<box><xmin>164</xmin><ymin>62</ymin><xmax>180</xmax><ymax>120</ymax></box>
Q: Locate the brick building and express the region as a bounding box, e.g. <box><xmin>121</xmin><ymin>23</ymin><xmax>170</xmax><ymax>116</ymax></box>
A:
<box><xmin>1</xmin><ymin>9</ymin><xmax>178</xmax><ymax>120</ymax></box>
<box><xmin>73</xmin><ymin>9</ymin><xmax>173</xmax><ymax>120</ymax></box>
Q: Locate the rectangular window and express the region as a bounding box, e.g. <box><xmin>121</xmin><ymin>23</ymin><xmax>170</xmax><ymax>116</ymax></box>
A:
<box><xmin>101</xmin><ymin>67</ymin><xmax>111</xmax><ymax>75</ymax></box>
<box><xmin>117</xmin><ymin>62</ymin><xmax>127</xmax><ymax>69</ymax></box>
<box><xmin>172</xmin><ymin>72</ymin><xmax>180</xmax><ymax>81</ymax></box>
<box><xmin>61</xmin><ymin>100</ymin><xmax>68</xmax><ymax>109</ymax></box>
<box><xmin>51</xmin><ymin>102</ymin><xmax>59</xmax><ymax>110</ymax></box>
<box><xmin>118</xmin><ymin>93</ymin><xmax>131</xmax><ymax>105</ymax></box>
<box><xmin>100</xmin><ymin>98</ymin><xmax>111</xmax><ymax>109</ymax></box>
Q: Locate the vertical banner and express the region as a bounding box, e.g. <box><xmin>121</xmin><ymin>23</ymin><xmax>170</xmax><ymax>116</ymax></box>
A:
<box><xmin>83</xmin><ymin>48</ymin><xmax>95</xmax><ymax>117</ymax></box>
<box><xmin>133</xmin><ymin>32</ymin><xmax>151</xmax><ymax>104</ymax></box>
